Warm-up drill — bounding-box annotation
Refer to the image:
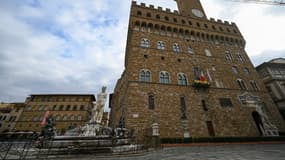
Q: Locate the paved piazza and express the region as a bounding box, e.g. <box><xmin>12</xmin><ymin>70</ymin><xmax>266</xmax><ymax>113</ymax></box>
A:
<box><xmin>52</xmin><ymin>143</ymin><xmax>285</xmax><ymax>160</ymax></box>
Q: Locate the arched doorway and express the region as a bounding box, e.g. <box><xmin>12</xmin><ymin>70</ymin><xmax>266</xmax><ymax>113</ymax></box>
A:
<box><xmin>252</xmin><ymin>111</ymin><xmax>263</xmax><ymax>136</ymax></box>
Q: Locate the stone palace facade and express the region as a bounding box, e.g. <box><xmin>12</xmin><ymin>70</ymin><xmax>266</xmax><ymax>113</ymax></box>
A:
<box><xmin>109</xmin><ymin>0</ymin><xmax>285</xmax><ymax>139</ymax></box>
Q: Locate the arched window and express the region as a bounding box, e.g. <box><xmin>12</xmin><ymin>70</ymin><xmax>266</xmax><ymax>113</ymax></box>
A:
<box><xmin>237</xmin><ymin>53</ymin><xmax>244</xmax><ymax>63</ymax></box>
<box><xmin>137</xmin><ymin>11</ymin><xmax>142</xmax><ymax>16</ymax></box>
<box><xmin>188</xmin><ymin>46</ymin><xmax>194</xmax><ymax>54</ymax></box>
<box><xmin>164</xmin><ymin>16</ymin><xmax>169</xmax><ymax>21</ymax></box>
<box><xmin>157</xmin><ymin>41</ymin><xmax>165</xmax><ymax>50</ymax></box>
<box><xmin>156</xmin><ymin>14</ymin><xmax>160</xmax><ymax>19</ymax></box>
<box><xmin>173</xmin><ymin>43</ymin><xmax>181</xmax><ymax>53</ymax></box>
<box><xmin>63</xmin><ymin>115</ymin><xmax>68</xmax><ymax>121</ymax></box>
<box><xmin>70</xmin><ymin>115</ymin><xmax>75</xmax><ymax>121</ymax></box>
<box><xmin>78</xmin><ymin>115</ymin><xmax>82</xmax><ymax>121</ymax></box>
<box><xmin>237</xmin><ymin>79</ymin><xmax>247</xmax><ymax>90</ymax></box>
<box><xmin>73</xmin><ymin>105</ymin><xmax>77</xmax><ymax>111</ymax></box>
<box><xmin>196</xmin><ymin>22</ymin><xmax>200</xmax><ymax>27</ymax></box>
<box><xmin>188</xmin><ymin>21</ymin><xmax>192</xmax><ymax>25</ymax></box>
<box><xmin>225</xmin><ymin>51</ymin><xmax>233</xmax><ymax>61</ymax></box>
<box><xmin>146</xmin><ymin>12</ymin><xmax>151</xmax><ymax>17</ymax></box>
<box><xmin>59</xmin><ymin>105</ymin><xmax>64</xmax><ymax>111</ymax></box>
<box><xmin>80</xmin><ymin>105</ymin><xmax>85</xmax><ymax>111</ymax></box>
<box><xmin>232</xmin><ymin>66</ymin><xmax>239</xmax><ymax>74</ymax></box>
<box><xmin>205</xmin><ymin>49</ymin><xmax>212</xmax><ymax>56</ymax></box>
<box><xmin>33</xmin><ymin>116</ymin><xmax>38</xmax><ymax>122</ymax></box>
<box><xmin>140</xmin><ymin>69</ymin><xmax>151</xmax><ymax>82</ymax></box>
<box><xmin>55</xmin><ymin>115</ymin><xmax>61</xmax><ymax>121</ymax></box>
<box><xmin>44</xmin><ymin>106</ymin><xmax>49</xmax><ymax>111</ymax></box>
<box><xmin>52</xmin><ymin>105</ymin><xmax>57</xmax><ymax>111</ymax></box>
<box><xmin>244</xmin><ymin>67</ymin><xmax>250</xmax><ymax>75</ymax></box>
<box><xmin>38</xmin><ymin>105</ymin><xmax>43</xmax><ymax>111</ymax></box>
<box><xmin>66</xmin><ymin>105</ymin><xmax>71</xmax><ymax>111</ymax></box>
<box><xmin>250</xmin><ymin>80</ymin><xmax>259</xmax><ymax>91</ymax></box>
<box><xmin>160</xmin><ymin>71</ymin><xmax>170</xmax><ymax>84</ymax></box>
<box><xmin>140</xmin><ymin>38</ymin><xmax>150</xmax><ymax>48</ymax></box>
<box><xmin>178</xmin><ymin>73</ymin><xmax>187</xmax><ymax>85</ymax></box>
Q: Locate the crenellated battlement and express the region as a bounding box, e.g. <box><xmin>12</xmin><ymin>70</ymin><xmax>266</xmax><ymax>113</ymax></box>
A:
<box><xmin>132</xmin><ymin>1</ymin><xmax>236</xmax><ymax>26</ymax></box>
<box><xmin>132</xmin><ymin>1</ymin><xmax>180</xmax><ymax>15</ymax></box>
<box><xmin>209</xmin><ymin>18</ymin><xmax>237</xmax><ymax>26</ymax></box>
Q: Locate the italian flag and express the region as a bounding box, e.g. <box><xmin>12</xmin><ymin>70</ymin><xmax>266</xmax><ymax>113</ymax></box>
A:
<box><xmin>41</xmin><ymin>111</ymin><xmax>50</xmax><ymax>125</ymax></box>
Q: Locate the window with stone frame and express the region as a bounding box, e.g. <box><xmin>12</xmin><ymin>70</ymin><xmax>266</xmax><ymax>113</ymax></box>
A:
<box><xmin>33</xmin><ymin>116</ymin><xmax>38</xmax><ymax>122</ymax></box>
<box><xmin>59</xmin><ymin>105</ymin><xmax>64</xmax><ymax>111</ymax></box>
<box><xmin>160</xmin><ymin>71</ymin><xmax>170</xmax><ymax>84</ymax></box>
<box><xmin>140</xmin><ymin>38</ymin><xmax>150</xmax><ymax>48</ymax></box>
<box><xmin>146</xmin><ymin>12</ymin><xmax>151</xmax><ymax>17</ymax></box>
<box><xmin>215</xmin><ymin>79</ymin><xmax>224</xmax><ymax>88</ymax></box>
<box><xmin>80</xmin><ymin>105</ymin><xmax>85</xmax><ymax>111</ymax></box>
<box><xmin>157</xmin><ymin>41</ymin><xmax>165</xmax><ymax>50</ymax></box>
<box><xmin>219</xmin><ymin>98</ymin><xmax>233</xmax><ymax>107</ymax></box>
<box><xmin>156</xmin><ymin>14</ymin><xmax>160</xmax><ymax>19</ymax></box>
<box><xmin>52</xmin><ymin>105</ymin><xmax>57</xmax><ymax>111</ymax></box>
<box><xmin>237</xmin><ymin>53</ymin><xmax>244</xmax><ymax>63</ymax></box>
<box><xmin>140</xmin><ymin>69</ymin><xmax>151</xmax><ymax>82</ymax></box>
<box><xmin>44</xmin><ymin>105</ymin><xmax>49</xmax><ymax>111</ymax></box>
<box><xmin>55</xmin><ymin>115</ymin><xmax>61</xmax><ymax>121</ymax></box>
<box><xmin>250</xmin><ymin>80</ymin><xmax>259</xmax><ymax>91</ymax></box>
<box><xmin>78</xmin><ymin>115</ymin><xmax>82</xmax><ymax>121</ymax></box>
<box><xmin>66</xmin><ymin>105</ymin><xmax>71</xmax><ymax>111</ymax></box>
<box><xmin>205</xmin><ymin>49</ymin><xmax>212</xmax><ymax>56</ymax></box>
<box><xmin>148</xmin><ymin>94</ymin><xmax>155</xmax><ymax>110</ymax></box>
<box><xmin>137</xmin><ymin>11</ymin><xmax>142</xmax><ymax>16</ymax></box>
<box><xmin>178</xmin><ymin>73</ymin><xmax>187</xmax><ymax>85</ymax></box>
<box><xmin>180</xmin><ymin>96</ymin><xmax>187</xmax><ymax>119</ymax></box>
<box><xmin>202</xmin><ymin>100</ymin><xmax>208</xmax><ymax>111</ymax></box>
<box><xmin>172</xmin><ymin>43</ymin><xmax>181</xmax><ymax>53</ymax></box>
<box><xmin>38</xmin><ymin>105</ymin><xmax>44</xmax><ymax>111</ymax></box>
<box><xmin>63</xmin><ymin>115</ymin><xmax>68</xmax><ymax>121</ymax></box>
<box><xmin>225</xmin><ymin>51</ymin><xmax>233</xmax><ymax>61</ymax></box>
<box><xmin>244</xmin><ymin>67</ymin><xmax>250</xmax><ymax>75</ymax></box>
<box><xmin>237</xmin><ymin>79</ymin><xmax>248</xmax><ymax>90</ymax></box>
<box><xmin>72</xmin><ymin>105</ymin><xmax>77</xmax><ymax>111</ymax></box>
<box><xmin>232</xmin><ymin>66</ymin><xmax>239</xmax><ymax>74</ymax></box>
<box><xmin>70</xmin><ymin>115</ymin><xmax>75</xmax><ymax>121</ymax></box>
<box><xmin>188</xmin><ymin>46</ymin><xmax>194</xmax><ymax>54</ymax></box>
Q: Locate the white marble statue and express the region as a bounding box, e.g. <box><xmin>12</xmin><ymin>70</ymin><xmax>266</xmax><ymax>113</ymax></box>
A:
<box><xmin>90</xmin><ymin>86</ymin><xmax>107</xmax><ymax>124</ymax></box>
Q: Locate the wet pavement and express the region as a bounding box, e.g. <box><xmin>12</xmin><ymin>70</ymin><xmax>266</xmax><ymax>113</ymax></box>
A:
<box><xmin>51</xmin><ymin>143</ymin><xmax>285</xmax><ymax>160</ymax></box>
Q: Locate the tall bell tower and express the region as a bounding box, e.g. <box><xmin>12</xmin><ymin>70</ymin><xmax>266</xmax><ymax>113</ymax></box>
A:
<box><xmin>175</xmin><ymin>0</ymin><xmax>207</xmax><ymax>19</ymax></box>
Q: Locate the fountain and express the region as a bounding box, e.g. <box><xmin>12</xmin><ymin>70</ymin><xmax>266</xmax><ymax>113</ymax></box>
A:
<box><xmin>35</xmin><ymin>87</ymin><xmax>142</xmax><ymax>155</ymax></box>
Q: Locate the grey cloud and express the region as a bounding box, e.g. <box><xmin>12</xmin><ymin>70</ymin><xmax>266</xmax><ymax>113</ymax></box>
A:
<box><xmin>251</xmin><ymin>50</ymin><xmax>285</xmax><ymax>66</ymax></box>
<box><xmin>0</xmin><ymin>0</ymin><xmax>126</xmax><ymax>105</ymax></box>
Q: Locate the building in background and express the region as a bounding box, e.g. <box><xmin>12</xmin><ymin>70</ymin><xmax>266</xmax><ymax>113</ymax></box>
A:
<box><xmin>0</xmin><ymin>103</ymin><xmax>25</xmax><ymax>133</ymax></box>
<box><xmin>15</xmin><ymin>94</ymin><xmax>95</xmax><ymax>135</ymax></box>
<box><xmin>110</xmin><ymin>0</ymin><xmax>285</xmax><ymax>139</ymax></box>
<box><xmin>256</xmin><ymin>58</ymin><xmax>285</xmax><ymax>120</ymax></box>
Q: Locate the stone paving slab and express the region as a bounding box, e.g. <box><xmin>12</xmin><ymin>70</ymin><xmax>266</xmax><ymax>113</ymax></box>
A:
<box><xmin>50</xmin><ymin>143</ymin><xmax>285</xmax><ymax>160</ymax></box>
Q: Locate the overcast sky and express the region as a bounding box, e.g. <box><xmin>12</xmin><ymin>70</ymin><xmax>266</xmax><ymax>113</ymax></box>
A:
<box><xmin>0</xmin><ymin>0</ymin><xmax>284</xmax><ymax>107</ymax></box>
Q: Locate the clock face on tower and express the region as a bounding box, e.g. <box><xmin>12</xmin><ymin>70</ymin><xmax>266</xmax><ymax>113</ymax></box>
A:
<box><xmin>191</xmin><ymin>9</ymin><xmax>204</xmax><ymax>18</ymax></box>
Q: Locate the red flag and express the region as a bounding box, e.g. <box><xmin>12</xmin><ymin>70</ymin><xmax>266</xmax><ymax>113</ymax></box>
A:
<box><xmin>41</xmin><ymin>111</ymin><xmax>50</xmax><ymax>125</ymax></box>
<box><xmin>200</xmin><ymin>71</ymin><xmax>206</xmax><ymax>82</ymax></box>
